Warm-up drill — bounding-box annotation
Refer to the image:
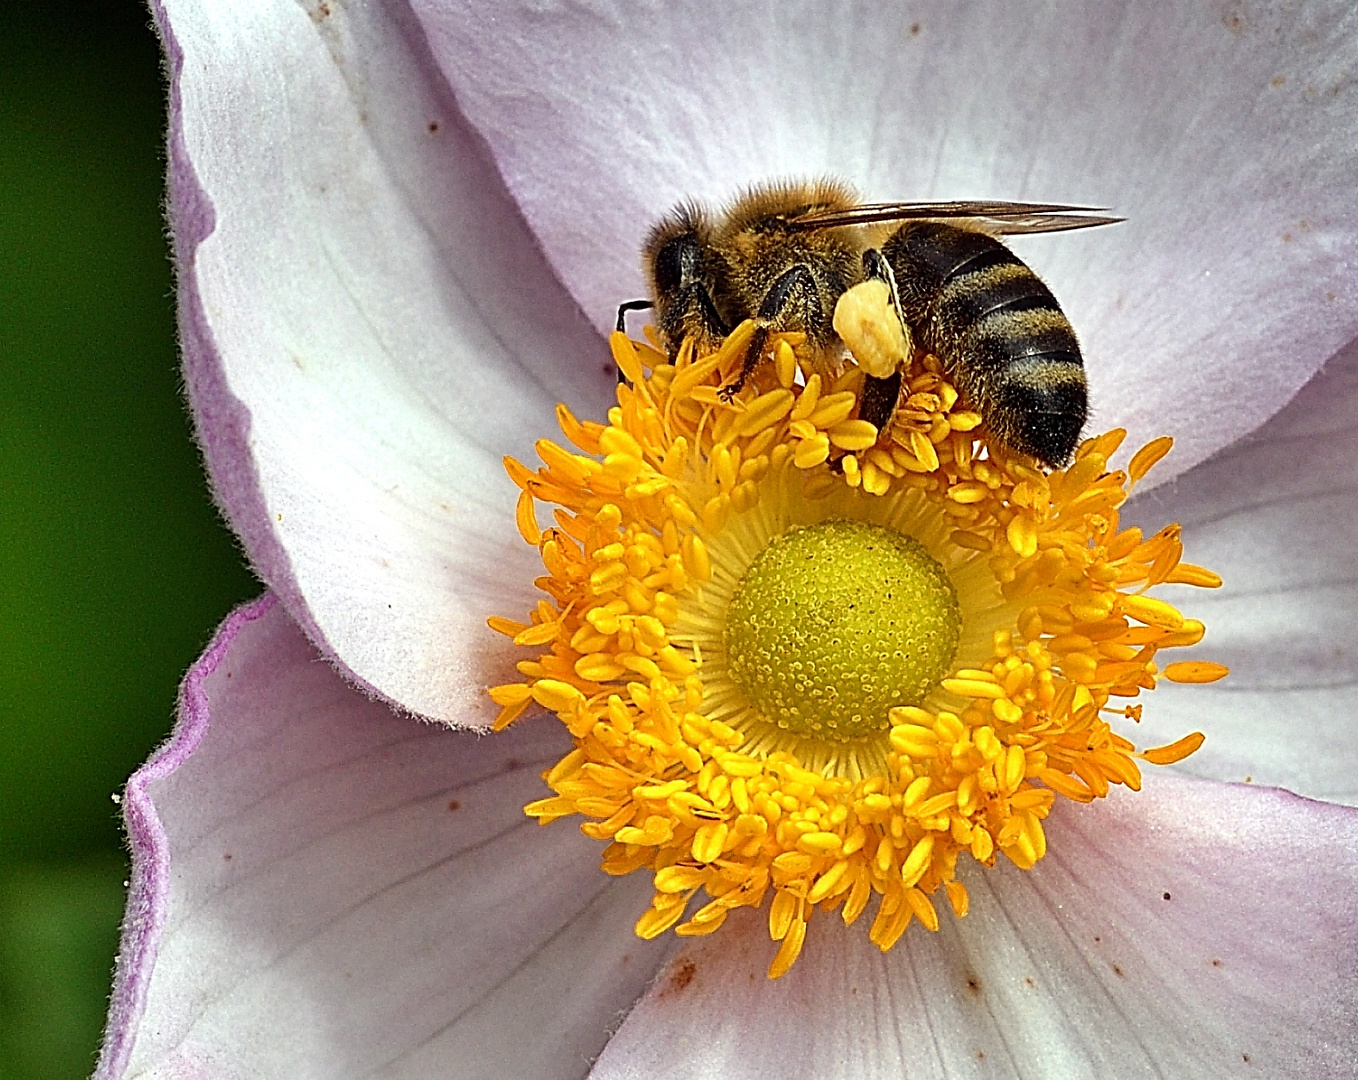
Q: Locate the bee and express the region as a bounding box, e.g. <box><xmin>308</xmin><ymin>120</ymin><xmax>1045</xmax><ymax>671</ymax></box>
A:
<box><xmin>618</xmin><ymin>180</ymin><xmax>1119</xmax><ymax>469</ymax></box>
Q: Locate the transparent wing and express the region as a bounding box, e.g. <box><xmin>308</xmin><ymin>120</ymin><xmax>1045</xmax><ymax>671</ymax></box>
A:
<box><xmin>787</xmin><ymin>200</ymin><xmax>1123</xmax><ymax>235</ymax></box>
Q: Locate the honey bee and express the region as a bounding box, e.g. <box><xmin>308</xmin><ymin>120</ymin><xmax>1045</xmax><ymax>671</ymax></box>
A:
<box><xmin>620</xmin><ymin>180</ymin><xmax>1119</xmax><ymax>469</ymax></box>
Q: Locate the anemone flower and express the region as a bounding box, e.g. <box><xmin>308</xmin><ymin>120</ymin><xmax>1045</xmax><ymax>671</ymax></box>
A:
<box><xmin>97</xmin><ymin>2</ymin><xmax>1358</xmax><ymax>1077</ymax></box>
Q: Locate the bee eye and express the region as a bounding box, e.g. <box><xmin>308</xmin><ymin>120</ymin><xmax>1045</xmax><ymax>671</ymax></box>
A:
<box><xmin>651</xmin><ymin>232</ymin><xmax>700</xmax><ymax>295</ymax></box>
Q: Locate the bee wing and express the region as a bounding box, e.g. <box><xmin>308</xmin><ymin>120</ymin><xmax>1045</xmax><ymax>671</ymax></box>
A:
<box><xmin>788</xmin><ymin>200</ymin><xmax>1122</xmax><ymax>234</ymax></box>
<box><xmin>981</xmin><ymin>213</ymin><xmax>1125</xmax><ymax>235</ymax></box>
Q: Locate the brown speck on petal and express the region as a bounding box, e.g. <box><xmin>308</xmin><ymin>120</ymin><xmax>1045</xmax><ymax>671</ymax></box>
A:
<box><xmin>661</xmin><ymin>958</ymin><xmax>696</xmax><ymax>997</ymax></box>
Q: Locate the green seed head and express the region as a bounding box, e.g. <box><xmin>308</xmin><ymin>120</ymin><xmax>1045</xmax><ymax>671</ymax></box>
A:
<box><xmin>724</xmin><ymin>519</ymin><xmax>961</xmax><ymax>741</ymax></box>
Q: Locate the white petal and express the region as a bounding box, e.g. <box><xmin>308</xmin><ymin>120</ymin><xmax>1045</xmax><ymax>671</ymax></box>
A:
<box><xmin>414</xmin><ymin>0</ymin><xmax>1358</xmax><ymax>475</ymax></box>
<box><xmin>98</xmin><ymin>597</ymin><xmax>668</xmax><ymax>1080</ymax></box>
<box><xmin>1123</xmin><ymin>334</ymin><xmax>1358</xmax><ymax>804</ymax></box>
<box><xmin>160</xmin><ymin>0</ymin><xmax>616</xmax><ymax>724</ymax></box>
<box><xmin>592</xmin><ymin>775</ymin><xmax>1358</xmax><ymax>1079</ymax></box>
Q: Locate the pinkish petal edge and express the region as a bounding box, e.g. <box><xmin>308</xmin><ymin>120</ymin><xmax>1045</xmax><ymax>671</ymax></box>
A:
<box><xmin>94</xmin><ymin>592</ymin><xmax>278</xmax><ymax>1080</ymax></box>
<box><xmin>151</xmin><ymin>0</ymin><xmax>358</xmax><ymax>689</ymax></box>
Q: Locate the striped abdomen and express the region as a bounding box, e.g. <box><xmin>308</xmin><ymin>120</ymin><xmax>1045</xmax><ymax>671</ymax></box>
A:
<box><xmin>880</xmin><ymin>221</ymin><xmax>1087</xmax><ymax>468</ymax></box>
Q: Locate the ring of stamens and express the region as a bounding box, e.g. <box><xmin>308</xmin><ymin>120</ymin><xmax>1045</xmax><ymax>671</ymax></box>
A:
<box><xmin>488</xmin><ymin>319</ymin><xmax>1224</xmax><ymax>979</ymax></box>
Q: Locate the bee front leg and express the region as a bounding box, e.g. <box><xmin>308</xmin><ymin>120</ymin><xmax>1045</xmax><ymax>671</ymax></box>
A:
<box><xmin>615</xmin><ymin>299</ymin><xmax>654</xmax><ymax>334</ymax></box>
<box><xmin>718</xmin><ymin>264</ymin><xmax>818</xmax><ymax>401</ymax></box>
<box><xmin>613</xmin><ymin>299</ymin><xmax>655</xmax><ymax>384</ymax></box>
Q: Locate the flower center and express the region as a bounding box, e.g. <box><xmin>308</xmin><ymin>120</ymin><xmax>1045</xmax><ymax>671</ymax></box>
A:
<box><xmin>724</xmin><ymin>519</ymin><xmax>960</xmax><ymax>741</ymax></box>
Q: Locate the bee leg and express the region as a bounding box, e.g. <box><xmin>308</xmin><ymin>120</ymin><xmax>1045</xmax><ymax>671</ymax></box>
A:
<box><xmin>718</xmin><ymin>325</ymin><xmax>770</xmax><ymax>402</ymax></box>
<box><xmin>859</xmin><ymin>371</ymin><xmax>902</xmax><ymax>433</ymax></box>
<box><xmin>854</xmin><ymin>249</ymin><xmax>909</xmax><ymax>433</ymax></box>
<box><xmin>861</xmin><ymin>248</ymin><xmax>908</xmax><ymax>333</ymax></box>
<box><xmin>614</xmin><ymin>299</ymin><xmax>655</xmax><ymax>384</ymax></box>
<box><xmin>615</xmin><ymin>299</ymin><xmax>654</xmax><ymax>334</ymax></box>
<box><xmin>719</xmin><ymin>264</ymin><xmax>817</xmax><ymax>402</ymax></box>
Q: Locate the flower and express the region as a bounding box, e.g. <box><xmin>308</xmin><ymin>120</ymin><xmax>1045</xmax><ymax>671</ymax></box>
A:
<box><xmin>99</xmin><ymin>1</ymin><xmax>1358</xmax><ymax>1078</ymax></box>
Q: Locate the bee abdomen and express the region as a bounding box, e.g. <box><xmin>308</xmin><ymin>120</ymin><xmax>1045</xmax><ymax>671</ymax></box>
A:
<box><xmin>956</xmin><ymin>288</ymin><xmax>1086</xmax><ymax>468</ymax></box>
<box><xmin>883</xmin><ymin>221</ymin><xmax>1087</xmax><ymax>467</ymax></box>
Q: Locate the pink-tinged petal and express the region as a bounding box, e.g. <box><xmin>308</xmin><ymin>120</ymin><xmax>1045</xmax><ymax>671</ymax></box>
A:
<box><xmin>414</xmin><ymin>0</ymin><xmax>1358</xmax><ymax>477</ymax></box>
<box><xmin>156</xmin><ymin>0</ymin><xmax>616</xmax><ymax>725</ymax></box>
<box><xmin>593</xmin><ymin>775</ymin><xmax>1358</xmax><ymax>1079</ymax></box>
<box><xmin>97</xmin><ymin>597</ymin><xmax>669</xmax><ymax>1080</ymax></box>
<box><xmin>1124</xmin><ymin>334</ymin><xmax>1358</xmax><ymax>805</ymax></box>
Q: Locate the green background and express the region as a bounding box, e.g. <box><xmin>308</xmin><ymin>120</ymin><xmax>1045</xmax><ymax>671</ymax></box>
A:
<box><xmin>0</xmin><ymin>3</ymin><xmax>260</xmax><ymax>1075</ymax></box>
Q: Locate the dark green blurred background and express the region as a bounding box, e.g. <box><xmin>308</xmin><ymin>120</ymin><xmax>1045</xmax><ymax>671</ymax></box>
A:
<box><xmin>0</xmin><ymin>3</ymin><xmax>260</xmax><ymax>1075</ymax></box>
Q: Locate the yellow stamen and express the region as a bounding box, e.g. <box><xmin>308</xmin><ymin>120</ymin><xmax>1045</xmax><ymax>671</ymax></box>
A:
<box><xmin>1162</xmin><ymin>661</ymin><xmax>1230</xmax><ymax>684</ymax></box>
<box><xmin>1141</xmin><ymin>732</ymin><xmax>1207</xmax><ymax>764</ymax></box>
<box><xmin>489</xmin><ymin>320</ymin><xmax>1224</xmax><ymax>978</ymax></box>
